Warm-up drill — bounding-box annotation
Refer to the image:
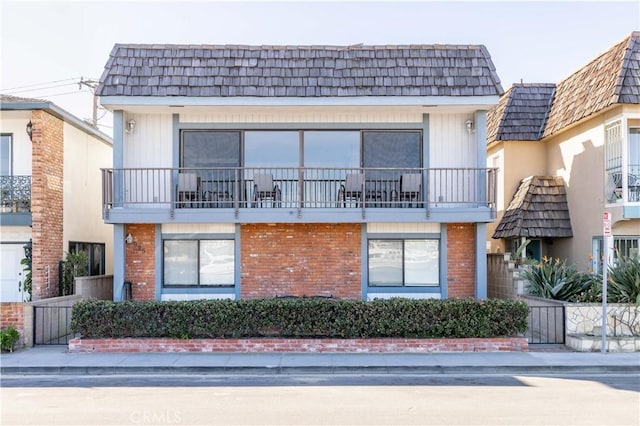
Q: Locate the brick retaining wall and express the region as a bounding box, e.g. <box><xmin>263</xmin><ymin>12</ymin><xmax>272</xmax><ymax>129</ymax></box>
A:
<box><xmin>69</xmin><ymin>337</ymin><xmax>528</xmax><ymax>353</ymax></box>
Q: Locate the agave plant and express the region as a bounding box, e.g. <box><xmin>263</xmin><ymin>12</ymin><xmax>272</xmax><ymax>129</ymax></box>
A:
<box><xmin>521</xmin><ymin>257</ymin><xmax>595</xmax><ymax>302</ymax></box>
<box><xmin>607</xmin><ymin>255</ymin><xmax>640</xmax><ymax>304</ymax></box>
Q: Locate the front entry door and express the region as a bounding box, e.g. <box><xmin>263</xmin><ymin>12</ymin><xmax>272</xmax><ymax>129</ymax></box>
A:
<box><xmin>0</xmin><ymin>244</ymin><xmax>26</xmax><ymax>302</ymax></box>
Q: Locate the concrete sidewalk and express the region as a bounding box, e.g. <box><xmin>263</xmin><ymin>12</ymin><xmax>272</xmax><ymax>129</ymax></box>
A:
<box><xmin>1</xmin><ymin>346</ymin><xmax>639</xmax><ymax>375</ymax></box>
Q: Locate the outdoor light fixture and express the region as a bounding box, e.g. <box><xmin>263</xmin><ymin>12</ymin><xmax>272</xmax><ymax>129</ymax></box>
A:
<box><xmin>125</xmin><ymin>119</ymin><xmax>136</xmax><ymax>134</ymax></box>
<box><xmin>465</xmin><ymin>119</ymin><xmax>474</xmax><ymax>134</ymax></box>
<box><xmin>125</xmin><ymin>233</ymin><xmax>134</xmax><ymax>244</ymax></box>
<box><xmin>26</xmin><ymin>121</ymin><xmax>33</xmax><ymax>141</ymax></box>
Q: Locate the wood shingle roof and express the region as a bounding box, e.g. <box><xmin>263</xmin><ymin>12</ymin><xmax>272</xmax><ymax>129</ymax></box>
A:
<box><xmin>96</xmin><ymin>43</ymin><xmax>504</xmax><ymax>98</ymax></box>
<box><xmin>543</xmin><ymin>31</ymin><xmax>640</xmax><ymax>137</ymax></box>
<box><xmin>492</xmin><ymin>176</ymin><xmax>573</xmax><ymax>239</ymax></box>
<box><xmin>486</xmin><ymin>83</ymin><xmax>555</xmax><ymax>142</ymax></box>
<box><xmin>487</xmin><ymin>31</ymin><xmax>640</xmax><ymax>144</ymax></box>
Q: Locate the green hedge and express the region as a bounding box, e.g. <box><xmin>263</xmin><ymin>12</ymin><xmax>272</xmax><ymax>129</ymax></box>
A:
<box><xmin>71</xmin><ymin>298</ymin><xmax>528</xmax><ymax>339</ymax></box>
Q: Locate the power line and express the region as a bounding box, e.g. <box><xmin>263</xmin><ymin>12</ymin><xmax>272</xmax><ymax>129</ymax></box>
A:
<box><xmin>3</xmin><ymin>82</ymin><xmax>80</xmax><ymax>95</ymax></box>
<box><xmin>1</xmin><ymin>77</ymin><xmax>82</xmax><ymax>92</ymax></box>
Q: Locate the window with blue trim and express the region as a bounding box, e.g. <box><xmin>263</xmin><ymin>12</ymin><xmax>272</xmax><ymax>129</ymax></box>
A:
<box><xmin>368</xmin><ymin>239</ymin><xmax>439</xmax><ymax>286</ymax></box>
<box><xmin>163</xmin><ymin>240</ymin><xmax>235</xmax><ymax>287</ymax></box>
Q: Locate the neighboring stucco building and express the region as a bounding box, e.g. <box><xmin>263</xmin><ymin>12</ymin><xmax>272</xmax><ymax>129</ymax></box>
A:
<box><xmin>487</xmin><ymin>32</ymin><xmax>640</xmax><ymax>271</ymax></box>
<box><xmin>0</xmin><ymin>95</ymin><xmax>113</xmax><ymax>306</ymax></box>
<box><xmin>96</xmin><ymin>43</ymin><xmax>504</xmax><ymax>302</ymax></box>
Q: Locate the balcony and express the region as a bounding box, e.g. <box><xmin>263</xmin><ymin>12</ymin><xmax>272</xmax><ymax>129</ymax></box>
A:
<box><xmin>607</xmin><ymin>165</ymin><xmax>640</xmax><ymax>219</ymax></box>
<box><xmin>1</xmin><ymin>175</ymin><xmax>32</xmax><ymax>225</ymax></box>
<box><xmin>101</xmin><ymin>167</ymin><xmax>497</xmax><ymax>224</ymax></box>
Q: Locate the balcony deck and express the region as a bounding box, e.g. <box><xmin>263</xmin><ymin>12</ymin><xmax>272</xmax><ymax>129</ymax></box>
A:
<box><xmin>102</xmin><ymin>167</ymin><xmax>496</xmax><ymax>224</ymax></box>
<box><xmin>0</xmin><ymin>175</ymin><xmax>31</xmax><ymax>226</ymax></box>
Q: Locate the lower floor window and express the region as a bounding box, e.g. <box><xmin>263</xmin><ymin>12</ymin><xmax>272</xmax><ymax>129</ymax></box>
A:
<box><xmin>163</xmin><ymin>239</ymin><xmax>234</xmax><ymax>287</ymax></box>
<box><xmin>368</xmin><ymin>239</ymin><xmax>439</xmax><ymax>286</ymax></box>
<box><xmin>68</xmin><ymin>241</ymin><xmax>105</xmax><ymax>276</ymax></box>
<box><xmin>592</xmin><ymin>236</ymin><xmax>640</xmax><ymax>273</ymax></box>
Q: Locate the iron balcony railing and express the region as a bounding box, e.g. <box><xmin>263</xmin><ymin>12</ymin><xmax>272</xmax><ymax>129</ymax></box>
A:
<box><xmin>606</xmin><ymin>164</ymin><xmax>640</xmax><ymax>203</ymax></box>
<box><xmin>101</xmin><ymin>167</ymin><xmax>496</xmax><ymax>217</ymax></box>
<box><xmin>0</xmin><ymin>175</ymin><xmax>32</xmax><ymax>213</ymax></box>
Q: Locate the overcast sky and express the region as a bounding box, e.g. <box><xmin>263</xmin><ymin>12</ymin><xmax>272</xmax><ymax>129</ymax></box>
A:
<box><xmin>1</xmin><ymin>0</ymin><xmax>638</xmax><ymax>135</ymax></box>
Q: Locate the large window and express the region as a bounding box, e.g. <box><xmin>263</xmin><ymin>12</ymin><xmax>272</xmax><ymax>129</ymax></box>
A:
<box><xmin>363</xmin><ymin>131</ymin><xmax>421</xmax><ymax>168</ymax></box>
<box><xmin>181</xmin><ymin>131</ymin><xmax>241</xmax><ymax>168</ymax></box>
<box><xmin>245</xmin><ymin>131</ymin><xmax>299</xmax><ymax>168</ymax></box>
<box><xmin>303</xmin><ymin>131</ymin><xmax>360</xmax><ymax>168</ymax></box>
<box><xmin>68</xmin><ymin>242</ymin><xmax>105</xmax><ymax>276</ymax></box>
<box><xmin>180</xmin><ymin>130</ymin><xmax>422</xmax><ymax>169</ymax></box>
<box><xmin>1</xmin><ymin>134</ymin><xmax>11</xmax><ymax>176</ymax></box>
<box><xmin>368</xmin><ymin>239</ymin><xmax>439</xmax><ymax>286</ymax></box>
<box><xmin>163</xmin><ymin>240</ymin><xmax>234</xmax><ymax>287</ymax></box>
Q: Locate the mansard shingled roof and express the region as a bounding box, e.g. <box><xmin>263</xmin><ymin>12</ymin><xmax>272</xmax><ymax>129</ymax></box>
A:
<box><xmin>488</xmin><ymin>32</ymin><xmax>640</xmax><ymax>144</ymax></box>
<box><xmin>486</xmin><ymin>83</ymin><xmax>555</xmax><ymax>142</ymax></box>
<box><xmin>543</xmin><ymin>31</ymin><xmax>640</xmax><ymax>137</ymax></box>
<box><xmin>96</xmin><ymin>43</ymin><xmax>504</xmax><ymax>98</ymax></box>
<box><xmin>492</xmin><ymin>176</ymin><xmax>573</xmax><ymax>240</ymax></box>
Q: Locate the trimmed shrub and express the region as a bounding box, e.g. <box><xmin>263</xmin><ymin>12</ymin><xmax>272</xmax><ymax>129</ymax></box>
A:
<box><xmin>71</xmin><ymin>298</ymin><xmax>528</xmax><ymax>339</ymax></box>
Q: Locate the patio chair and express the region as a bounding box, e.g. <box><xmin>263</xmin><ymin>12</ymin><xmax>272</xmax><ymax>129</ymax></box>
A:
<box><xmin>177</xmin><ymin>173</ymin><xmax>199</xmax><ymax>208</ymax></box>
<box><xmin>399</xmin><ymin>173</ymin><xmax>422</xmax><ymax>207</ymax></box>
<box><xmin>339</xmin><ymin>173</ymin><xmax>364</xmax><ymax>207</ymax></box>
<box><xmin>253</xmin><ymin>173</ymin><xmax>281</xmax><ymax>207</ymax></box>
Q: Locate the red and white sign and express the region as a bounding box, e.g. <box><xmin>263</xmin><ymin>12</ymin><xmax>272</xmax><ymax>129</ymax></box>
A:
<box><xmin>603</xmin><ymin>211</ymin><xmax>612</xmax><ymax>237</ymax></box>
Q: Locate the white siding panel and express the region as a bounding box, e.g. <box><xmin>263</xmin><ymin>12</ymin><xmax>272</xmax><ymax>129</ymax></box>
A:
<box><xmin>162</xmin><ymin>223</ymin><xmax>235</xmax><ymax>234</ymax></box>
<box><xmin>429</xmin><ymin>113</ymin><xmax>477</xmax><ymax>168</ymax></box>
<box><xmin>180</xmin><ymin>108</ymin><xmax>423</xmax><ymax>124</ymax></box>
<box><xmin>367</xmin><ymin>223</ymin><xmax>440</xmax><ymax>234</ymax></box>
<box><xmin>124</xmin><ymin>114</ymin><xmax>173</xmax><ymax>168</ymax></box>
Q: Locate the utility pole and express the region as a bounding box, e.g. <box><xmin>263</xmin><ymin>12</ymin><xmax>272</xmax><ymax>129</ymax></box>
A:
<box><xmin>78</xmin><ymin>77</ymin><xmax>100</xmax><ymax>128</ymax></box>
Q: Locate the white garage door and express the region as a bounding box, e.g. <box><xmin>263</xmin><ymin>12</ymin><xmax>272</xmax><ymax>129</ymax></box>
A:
<box><xmin>0</xmin><ymin>244</ymin><xmax>27</xmax><ymax>302</ymax></box>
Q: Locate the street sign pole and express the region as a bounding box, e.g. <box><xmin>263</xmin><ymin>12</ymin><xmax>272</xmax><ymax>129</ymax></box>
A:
<box><xmin>602</xmin><ymin>212</ymin><xmax>612</xmax><ymax>353</ymax></box>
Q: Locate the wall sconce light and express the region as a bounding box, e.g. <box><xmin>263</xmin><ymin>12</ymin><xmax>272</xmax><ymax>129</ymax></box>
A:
<box><xmin>125</xmin><ymin>233</ymin><xmax>134</xmax><ymax>244</ymax></box>
<box><xmin>125</xmin><ymin>119</ymin><xmax>136</xmax><ymax>134</ymax></box>
<box><xmin>465</xmin><ymin>119</ymin><xmax>474</xmax><ymax>134</ymax></box>
<box><xmin>26</xmin><ymin>121</ymin><xmax>33</xmax><ymax>141</ymax></box>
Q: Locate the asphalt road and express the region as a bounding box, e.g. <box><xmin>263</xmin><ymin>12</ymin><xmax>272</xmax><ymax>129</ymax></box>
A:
<box><xmin>2</xmin><ymin>373</ymin><xmax>639</xmax><ymax>425</ymax></box>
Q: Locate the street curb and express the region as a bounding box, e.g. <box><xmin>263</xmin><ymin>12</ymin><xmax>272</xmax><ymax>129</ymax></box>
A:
<box><xmin>2</xmin><ymin>365</ymin><xmax>639</xmax><ymax>376</ymax></box>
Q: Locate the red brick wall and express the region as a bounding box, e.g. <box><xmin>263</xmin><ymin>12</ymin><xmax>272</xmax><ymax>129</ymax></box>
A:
<box><xmin>125</xmin><ymin>224</ymin><xmax>156</xmax><ymax>301</ymax></box>
<box><xmin>30</xmin><ymin>111</ymin><xmax>64</xmax><ymax>300</ymax></box>
<box><xmin>447</xmin><ymin>223</ymin><xmax>476</xmax><ymax>298</ymax></box>
<box><xmin>69</xmin><ymin>337</ymin><xmax>529</xmax><ymax>353</ymax></box>
<box><xmin>0</xmin><ymin>302</ymin><xmax>25</xmax><ymax>348</ymax></box>
<box><xmin>241</xmin><ymin>224</ymin><xmax>361</xmax><ymax>299</ymax></box>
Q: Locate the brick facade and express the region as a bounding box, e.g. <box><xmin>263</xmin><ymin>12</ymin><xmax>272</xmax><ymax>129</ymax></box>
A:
<box><xmin>241</xmin><ymin>223</ymin><xmax>361</xmax><ymax>299</ymax></box>
<box><xmin>0</xmin><ymin>302</ymin><xmax>25</xmax><ymax>348</ymax></box>
<box><xmin>30</xmin><ymin>110</ymin><xmax>63</xmax><ymax>300</ymax></box>
<box><xmin>69</xmin><ymin>337</ymin><xmax>528</xmax><ymax>353</ymax></box>
<box><xmin>125</xmin><ymin>224</ymin><xmax>156</xmax><ymax>301</ymax></box>
<box><xmin>128</xmin><ymin>222</ymin><xmax>480</xmax><ymax>301</ymax></box>
<box><xmin>447</xmin><ymin>223</ymin><xmax>476</xmax><ymax>298</ymax></box>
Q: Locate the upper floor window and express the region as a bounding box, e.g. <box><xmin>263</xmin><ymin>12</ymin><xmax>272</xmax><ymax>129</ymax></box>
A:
<box><xmin>629</xmin><ymin>128</ymin><xmax>640</xmax><ymax>176</ymax></box>
<box><xmin>1</xmin><ymin>134</ymin><xmax>12</xmax><ymax>176</ymax></box>
<box><xmin>181</xmin><ymin>131</ymin><xmax>240</xmax><ymax>168</ymax></box>
<box><xmin>180</xmin><ymin>130</ymin><xmax>422</xmax><ymax>169</ymax></box>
